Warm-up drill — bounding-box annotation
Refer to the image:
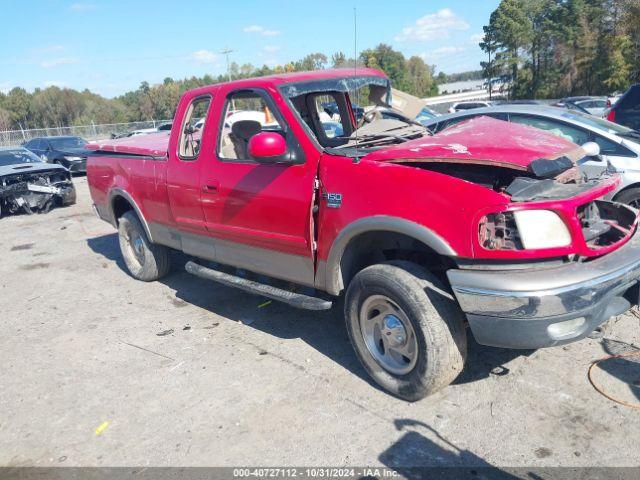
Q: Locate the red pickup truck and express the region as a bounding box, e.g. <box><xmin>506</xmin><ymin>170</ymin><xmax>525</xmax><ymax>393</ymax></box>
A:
<box><xmin>87</xmin><ymin>68</ymin><xmax>640</xmax><ymax>401</ymax></box>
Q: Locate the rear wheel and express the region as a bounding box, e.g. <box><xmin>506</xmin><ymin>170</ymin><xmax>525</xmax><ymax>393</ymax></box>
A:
<box><xmin>118</xmin><ymin>211</ymin><xmax>170</xmax><ymax>281</ymax></box>
<box><xmin>345</xmin><ymin>261</ymin><xmax>466</xmax><ymax>401</ymax></box>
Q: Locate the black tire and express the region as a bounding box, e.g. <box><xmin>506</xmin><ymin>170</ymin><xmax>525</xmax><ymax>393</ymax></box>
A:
<box><xmin>614</xmin><ymin>187</ymin><xmax>640</xmax><ymax>208</ymax></box>
<box><xmin>345</xmin><ymin>261</ymin><xmax>467</xmax><ymax>401</ymax></box>
<box><xmin>118</xmin><ymin>211</ymin><xmax>170</xmax><ymax>281</ymax></box>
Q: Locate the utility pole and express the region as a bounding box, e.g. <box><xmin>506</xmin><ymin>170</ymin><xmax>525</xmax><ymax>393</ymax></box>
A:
<box><xmin>488</xmin><ymin>48</ymin><xmax>492</xmax><ymax>101</ymax></box>
<box><xmin>221</xmin><ymin>47</ymin><xmax>234</xmax><ymax>82</ymax></box>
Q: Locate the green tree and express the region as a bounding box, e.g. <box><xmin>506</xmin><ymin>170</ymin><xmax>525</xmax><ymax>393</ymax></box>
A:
<box><xmin>360</xmin><ymin>44</ymin><xmax>408</xmax><ymax>90</ymax></box>
<box><xmin>331</xmin><ymin>52</ymin><xmax>347</xmax><ymax>68</ymax></box>
<box><xmin>295</xmin><ymin>53</ymin><xmax>328</xmax><ymax>71</ymax></box>
<box><xmin>405</xmin><ymin>56</ymin><xmax>437</xmax><ymax>97</ymax></box>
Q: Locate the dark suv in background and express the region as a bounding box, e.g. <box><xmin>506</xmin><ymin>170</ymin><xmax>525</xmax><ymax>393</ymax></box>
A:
<box><xmin>606</xmin><ymin>84</ymin><xmax>640</xmax><ymax>130</ymax></box>
<box><xmin>23</xmin><ymin>136</ymin><xmax>91</xmax><ymax>174</ymax></box>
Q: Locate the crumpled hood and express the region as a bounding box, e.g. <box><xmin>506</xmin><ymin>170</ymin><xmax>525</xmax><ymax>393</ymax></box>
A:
<box><xmin>362</xmin><ymin>116</ymin><xmax>584</xmax><ymax>171</ymax></box>
<box><xmin>0</xmin><ymin>162</ymin><xmax>68</xmax><ymax>177</ymax></box>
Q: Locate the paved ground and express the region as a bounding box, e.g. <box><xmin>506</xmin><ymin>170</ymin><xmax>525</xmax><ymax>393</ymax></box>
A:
<box><xmin>1</xmin><ymin>177</ymin><xmax>639</xmax><ymax>470</ymax></box>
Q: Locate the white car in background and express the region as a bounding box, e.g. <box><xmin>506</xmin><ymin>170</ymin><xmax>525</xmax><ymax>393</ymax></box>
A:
<box><xmin>193</xmin><ymin>117</ymin><xmax>206</xmax><ymax>130</ymax></box>
<box><xmin>423</xmin><ymin>105</ymin><xmax>640</xmax><ymax>206</ymax></box>
<box><xmin>448</xmin><ymin>100</ymin><xmax>494</xmax><ymax>113</ymax></box>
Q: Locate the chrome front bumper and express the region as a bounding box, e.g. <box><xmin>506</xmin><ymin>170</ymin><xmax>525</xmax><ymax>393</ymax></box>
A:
<box><xmin>447</xmin><ymin>232</ymin><xmax>640</xmax><ymax>348</ymax></box>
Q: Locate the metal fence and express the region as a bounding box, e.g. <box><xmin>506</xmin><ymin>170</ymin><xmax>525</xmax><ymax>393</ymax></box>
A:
<box><xmin>0</xmin><ymin>120</ymin><xmax>172</xmax><ymax>147</ymax></box>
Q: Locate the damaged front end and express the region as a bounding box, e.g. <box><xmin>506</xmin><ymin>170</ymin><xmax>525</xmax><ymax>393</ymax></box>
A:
<box><xmin>0</xmin><ymin>168</ymin><xmax>76</xmax><ymax>217</ymax></box>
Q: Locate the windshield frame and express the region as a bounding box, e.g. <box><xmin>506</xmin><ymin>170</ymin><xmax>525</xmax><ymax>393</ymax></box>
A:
<box><xmin>279</xmin><ymin>76</ymin><xmax>408</xmax><ymax>154</ymax></box>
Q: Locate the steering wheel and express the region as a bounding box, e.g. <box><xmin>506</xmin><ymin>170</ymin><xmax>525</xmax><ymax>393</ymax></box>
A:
<box><xmin>358</xmin><ymin>107</ymin><xmax>384</xmax><ymax>128</ymax></box>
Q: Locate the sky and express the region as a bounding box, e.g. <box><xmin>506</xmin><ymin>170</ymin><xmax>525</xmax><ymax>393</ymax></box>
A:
<box><xmin>0</xmin><ymin>0</ymin><xmax>500</xmax><ymax>98</ymax></box>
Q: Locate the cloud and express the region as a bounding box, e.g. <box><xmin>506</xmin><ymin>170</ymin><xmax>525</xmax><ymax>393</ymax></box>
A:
<box><xmin>263</xmin><ymin>45</ymin><xmax>281</xmax><ymax>53</ymax></box>
<box><xmin>41</xmin><ymin>57</ymin><xmax>78</xmax><ymax>68</ymax></box>
<box><xmin>420</xmin><ymin>46</ymin><xmax>467</xmax><ymax>61</ymax></box>
<box><xmin>243</xmin><ymin>25</ymin><xmax>281</xmax><ymax>37</ymax></box>
<box><xmin>70</xmin><ymin>3</ymin><xmax>96</xmax><ymax>11</ymax></box>
<box><xmin>470</xmin><ymin>33</ymin><xmax>485</xmax><ymax>44</ymax></box>
<box><xmin>0</xmin><ymin>82</ymin><xmax>11</xmax><ymax>94</ymax></box>
<box><xmin>395</xmin><ymin>9</ymin><xmax>469</xmax><ymax>42</ymax></box>
<box><xmin>188</xmin><ymin>49</ymin><xmax>217</xmax><ymax>64</ymax></box>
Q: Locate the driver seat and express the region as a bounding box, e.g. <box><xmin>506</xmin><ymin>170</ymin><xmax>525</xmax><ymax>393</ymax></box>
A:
<box><xmin>230</xmin><ymin>120</ymin><xmax>262</xmax><ymax>159</ymax></box>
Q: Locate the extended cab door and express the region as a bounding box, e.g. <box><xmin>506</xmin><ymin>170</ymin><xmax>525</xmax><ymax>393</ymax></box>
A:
<box><xmin>166</xmin><ymin>92</ymin><xmax>216</xmax><ymax>257</ymax></box>
<box><xmin>198</xmin><ymin>86</ymin><xmax>319</xmax><ymax>286</ymax></box>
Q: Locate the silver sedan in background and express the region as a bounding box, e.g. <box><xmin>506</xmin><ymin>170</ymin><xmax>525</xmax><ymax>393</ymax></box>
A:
<box><xmin>423</xmin><ymin>105</ymin><xmax>640</xmax><ymax>206</ymax></box>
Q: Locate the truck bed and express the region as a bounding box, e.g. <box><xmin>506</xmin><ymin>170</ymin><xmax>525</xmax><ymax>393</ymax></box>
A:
<box><xmin>85</xmin><ymin>132</ymin><xmax>170</xmax><ymax>158</ymax></box>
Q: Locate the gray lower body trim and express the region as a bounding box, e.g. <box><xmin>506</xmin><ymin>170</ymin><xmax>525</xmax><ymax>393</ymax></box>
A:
<box><xmin>448</xmin><ymin>230</ymin><xmax>640</xmax><ymax>319</ymax></box>
<box><xmin>94</xmin><ymin>203</ymin><xmax>115</xmax><ymax>226</ymax></box>
<box><xmin>149</xmin><ymin>222</ymin><xmax>316</xmax><ymax>287</ymax></box>
<box><xmin>447</xmin><ymin>230</ymin><xmax>640</xmax><ymax>348</ymax></box>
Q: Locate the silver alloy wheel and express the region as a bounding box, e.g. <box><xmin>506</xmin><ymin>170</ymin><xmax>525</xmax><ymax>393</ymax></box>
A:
<box><xmin>359</xmin><ymin>295</ymin><xmax>418</xmax><ymax>375</ymax></box>
<box><xmin>125</xmin><ymin>229</ymin><xmax>145</xmax><ymax>267</ymax></box>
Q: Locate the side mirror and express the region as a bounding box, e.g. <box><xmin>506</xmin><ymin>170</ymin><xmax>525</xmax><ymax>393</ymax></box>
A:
<box><xmin>582</xmin><ymin>141</ymin><xmax>601</xmax><ymax>158</ymax></box>
<box><xmin>248</xmin><ymin>132</ymin><xmax>287</xmax><ymax>163</ymax></box>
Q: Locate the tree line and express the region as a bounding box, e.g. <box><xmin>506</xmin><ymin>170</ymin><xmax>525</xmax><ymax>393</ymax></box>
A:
<box><xmin>0</xmin><ymin>44</ymin><xmax>438</xmax><ymax>131</ymax></box>
<box><xmin>481</xmin><ymin>0</ymin><xmax>640</xmax><ymax>99</ymax></box>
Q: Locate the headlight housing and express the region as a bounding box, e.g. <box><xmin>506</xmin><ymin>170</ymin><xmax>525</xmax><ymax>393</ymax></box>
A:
<box><xmin>513</xmin><ymin>210</ymin><xmax>571</xmax><ymax>249</ymax></box>
<box><xmin>479</xmin><ymin>209</ymin><xmax>571</xmax><ymax>250</ymax></box>
<box><xmin>64</xmin><ymin>156</ymin><xmax>83</xmax><ymax>161</ymax></box>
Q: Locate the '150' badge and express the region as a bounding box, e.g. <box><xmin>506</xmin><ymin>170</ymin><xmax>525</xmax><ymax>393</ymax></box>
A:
<box><xmin>323</xmin><ymin>192</ymin><xmax>342</xmax><ymax>208</ymax></box>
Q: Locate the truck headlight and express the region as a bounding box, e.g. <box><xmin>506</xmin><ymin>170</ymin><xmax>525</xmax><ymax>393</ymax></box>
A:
<box><xmin>513</xmin><ymin>210</ymin><xmax>571</xmax><ymax>249</ymax></box>
<box><xmin>64</xmin><ymin>156</ymin><xmax>83</xmax><ymax>161</ymax></box>
<box><xmin>479</xmin><ymin>209</ymin><xmax>571</xmax><ymax>250</ymax></box>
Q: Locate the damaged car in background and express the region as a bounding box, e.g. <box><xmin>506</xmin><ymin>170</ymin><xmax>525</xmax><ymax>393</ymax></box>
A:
<box><xmin>0</xmin><ymin>147</ymin><xmax>76</xmax><ymax>218</ymax></box>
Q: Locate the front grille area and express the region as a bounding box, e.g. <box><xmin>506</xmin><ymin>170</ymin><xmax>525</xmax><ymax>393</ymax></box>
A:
<box><xmin>578</xmin><ymin>200</ymin><xmax>637</xmax><ymax>249</ymax></box>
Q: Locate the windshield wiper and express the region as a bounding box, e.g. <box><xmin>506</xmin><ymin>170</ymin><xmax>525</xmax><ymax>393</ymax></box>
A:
<box><xmin>358</xmin><ymin>133</ymin><xmax>411</xmax><ymax>144</ymax></box>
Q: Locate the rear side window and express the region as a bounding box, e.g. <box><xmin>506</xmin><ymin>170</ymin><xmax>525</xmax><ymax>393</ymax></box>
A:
<box><xmin>25</xmin><ymin>139</ymin><xmax>41</xmax><ymax>149</ymax></box>
<box><xmin>179</xmin><ymin>95</ymin><xmax>212</xmax><ymax>160</ymax></box>
<box><xmin>509</xmin><ymin>114</ymin><xmax>590</xmax><ymax>145</ymax></box>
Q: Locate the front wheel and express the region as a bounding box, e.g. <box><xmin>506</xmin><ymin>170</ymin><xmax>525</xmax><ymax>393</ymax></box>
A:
<box><xmin>118</xmin><ymin>211</ymin><xmax>170</xmax><ymax>281</ymax></box>
<box><xmin>614</xmin><ymin>187</ymin><xmax>640</xmax><ymax>209</ymax></box>
<box><xmin>345</xmin><ymin>261</ymin><xmax>467</xmax><ymax>401</ymax></box>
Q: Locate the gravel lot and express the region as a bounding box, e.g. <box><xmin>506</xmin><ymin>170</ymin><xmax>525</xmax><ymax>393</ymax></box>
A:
<box><xmin>1</xmin><ymin>177</ymin><xmax>639</xmax><ymax>471</ymax></box>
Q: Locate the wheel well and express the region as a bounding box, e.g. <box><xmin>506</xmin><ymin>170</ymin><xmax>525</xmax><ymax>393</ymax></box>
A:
<box><xmin>338</xmin><ymin>231</ymin><xmax>455</xmax><ymax>292</ymax></box>
<box><xmin>111</xmin><ymin>195</ymin><xmax>134</xmax><ymax>223</ymax></box>
<box><xmin>612</xmin><ymin>183</ymin><xmax>640</xmax><ymax>202</ymax></box>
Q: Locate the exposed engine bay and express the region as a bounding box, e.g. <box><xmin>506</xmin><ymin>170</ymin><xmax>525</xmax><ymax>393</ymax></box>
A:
<box><xmin>0</xmin><ymin>169</ymin><xmax>76</xmax><ymax>217</ymax></box>
<box><xmin>391</xmin><ymin>160</ymin><xmax>604</xmax><ymax>200</ymax></box>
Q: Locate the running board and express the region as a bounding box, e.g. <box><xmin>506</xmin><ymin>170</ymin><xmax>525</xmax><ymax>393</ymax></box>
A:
<box><xmin>185</xmin><ymin>261</ymin><xmax>333</xmax><ymax>311</ymax></box>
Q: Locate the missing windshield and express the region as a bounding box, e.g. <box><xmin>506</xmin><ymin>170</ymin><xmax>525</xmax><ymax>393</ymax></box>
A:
<box><xmin>282</xmin><ymin>75</ymin><xmax>426</xmax><ymax>152</ymax></box>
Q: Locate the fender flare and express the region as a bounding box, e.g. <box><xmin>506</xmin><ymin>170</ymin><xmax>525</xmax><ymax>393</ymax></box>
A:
<box><xmin>108</xmin><ymin>188</ymin><xmax>154</xmax><ymax>242</ymax></box>
<box><xmin>321</xmin><ymin>216</ymin><xmax>457</xmax><ymax>295</ymax></box>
